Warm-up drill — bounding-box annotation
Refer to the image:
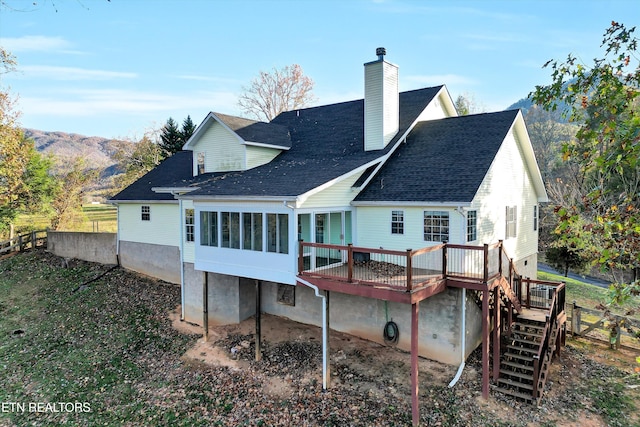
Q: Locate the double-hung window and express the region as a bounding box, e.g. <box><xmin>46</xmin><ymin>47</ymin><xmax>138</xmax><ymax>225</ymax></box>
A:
<box><xmin>141</xmin><ymin>205</ymin><xmax>150</xmax><ymax>221</ymax></box>
<box><xmin>185</xmin><ymin>209</ymin><xmax>194</xmax><ymax>242</ymax></box>
<box><xmin>391</xmin><ymin>210</ymin><xmax>404</xmax><ymax>234</ymax></box>
<box><xmin>467</xmin><ymin>210</ymin><xmax>477</xmax><ymax>242</ymax></box>
<box><xmin>506</xmin><ymin>206</ymin><xmax>517</xmax><ymax>238</ymax></box>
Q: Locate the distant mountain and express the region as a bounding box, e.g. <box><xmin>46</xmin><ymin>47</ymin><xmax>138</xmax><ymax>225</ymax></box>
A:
<box><xmin>24</xmin><ymin>129</ymin><xmax>133</xmax><ymax>172</ymax></box>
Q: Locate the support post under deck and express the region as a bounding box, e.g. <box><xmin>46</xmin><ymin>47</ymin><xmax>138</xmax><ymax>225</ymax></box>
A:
<box><xmin>482</xmin><ymin>289</ymin><xmax>490</xmax><ymax>399</ymax></box>
<box><xmin>493</xmin><ymin>286</ymin><xmax>501</xmax><ymax>381</ymax></box>
<box><xmin>255</xmin><ymin>280</ymin><xmax>262</xmax><ymax>361</ymax></box>
<box><xmin>203</xmin><ymin>272</ymin><xmax>209</xmax><ymax>342</ymax></box>
<box><xmin>411</xmin><ymin>302</ymin><xmax>420</xmax><ymax>426</ymax></box>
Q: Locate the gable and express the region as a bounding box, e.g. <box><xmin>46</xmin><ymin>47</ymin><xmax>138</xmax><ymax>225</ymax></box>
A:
<box><xmin>184</xmin><ymin>87</ymin><xmax>444</xmax><ymax>199</ymax></box>
<box><xmin>354</xmin><ymin>110</ymin><xmax>520</xmax><ymax>203</ymax></box>
<box><xmin>190</xmin><ymin>119</ymin><xmax>246</xmax><ymax>173</ymax></box>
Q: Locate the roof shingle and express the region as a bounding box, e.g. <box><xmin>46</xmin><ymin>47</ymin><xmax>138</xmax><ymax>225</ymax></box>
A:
<box><xmin>355</xmin><ymin>110</ymin><xmax>520</xmax><ymax>203</ymax></box>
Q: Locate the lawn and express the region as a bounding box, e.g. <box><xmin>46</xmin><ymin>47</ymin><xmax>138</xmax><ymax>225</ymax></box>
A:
<box><xmin>1</xmin><ymin>251</ymin><xmax>639</xmax><ymax>426</ymax></box>
<box><xmin>12</xmin><ymin>204</ymin><xmax>117</xmax><ymax>235</ymax></box>
<box><xmin>539</xmin><ymin>270</ymin><xmax>640</xmax><ymax>318</ymax></box>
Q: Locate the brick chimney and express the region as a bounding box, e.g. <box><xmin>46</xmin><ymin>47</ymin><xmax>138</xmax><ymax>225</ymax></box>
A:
<box><xmin>364</xmin><ymin>47</ymin><xmax>399</xmax><ymax>151</ymax></box>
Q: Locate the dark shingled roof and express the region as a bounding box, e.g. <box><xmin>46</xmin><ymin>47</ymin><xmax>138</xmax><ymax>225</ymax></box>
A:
<box><xmin>354</xmin><ymin>110</ymin><xmax>519</xmax><ymax>203</ymax></box>
<box><xmin>214</xmin><ymin>112</ymin><xmax>292</xmax><ymax>149</ymax></box>
<box><xmin>110</xmin><ymin>151</ymin><xmax>194</xmax><ymax>201</ymax></box>
<box><xmin>186</xmin><ymin>86</ymin><xmax>443</xmax><ymax>198</ymax></box>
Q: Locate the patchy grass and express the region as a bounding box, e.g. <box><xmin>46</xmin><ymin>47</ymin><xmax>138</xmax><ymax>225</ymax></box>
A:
<box><xmin>538</xmin><ymin>270</ymin><xmax>640</xmax><ymax>318</ymax></box>
<box><xmin>0</xmin><ymin>251</ymin><xmax>639</xmax><ymax>426</ymax></box>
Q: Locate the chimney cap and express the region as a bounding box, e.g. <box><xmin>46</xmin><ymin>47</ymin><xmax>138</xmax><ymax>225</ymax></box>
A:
<box><xmin>376</xmin><ymin>47</ymin><xmax>386</xmax><ymax>60</ymax></box>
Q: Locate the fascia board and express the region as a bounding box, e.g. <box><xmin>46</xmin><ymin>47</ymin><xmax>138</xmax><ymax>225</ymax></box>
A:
<box><xmin>351</xmin><ymin>201</ymin><xmax>471</xmax><ymax>207</ymax></box>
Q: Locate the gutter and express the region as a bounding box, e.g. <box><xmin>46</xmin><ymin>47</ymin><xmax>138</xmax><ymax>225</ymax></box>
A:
<box><xmin>296</xmin><ymin>277</ymin><xmax>329</xmax><ymax>390</ymax></box>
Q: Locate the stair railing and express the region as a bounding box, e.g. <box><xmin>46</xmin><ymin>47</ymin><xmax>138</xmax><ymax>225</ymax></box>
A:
<box><xmin>531</xmin><ymin>282</ymin><xmax>565</xmax><ymax>400</ymax></box>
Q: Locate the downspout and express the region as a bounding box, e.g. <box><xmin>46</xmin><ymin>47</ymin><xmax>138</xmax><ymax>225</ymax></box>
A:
<box><xmin>449</xmin><ymin>206</ymin><xmax>467</xmax><ymax>387</ymax></box>
<box><xmin>115</xmin><ymin>203</ymin><xmax>120</xmax><ymax>265</ymax></box>
<box><xmin>448</xmin><ymin>288</ymin><xmax>466</xmax><ymax>387</ymax></box>
<box><xmin>177</xmin><ymin>196</ymin><xmax>186</xmax><ymax>320</ymax></box>
<box><xmin>296</xmin><ymin>277</ymin><xmax>328</xmax><ymax>390</ymax></box>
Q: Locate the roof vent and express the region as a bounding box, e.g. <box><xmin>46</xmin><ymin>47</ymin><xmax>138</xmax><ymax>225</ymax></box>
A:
<box><xmin>376</xmin><ymin>47</ymin><xmax>386</xmax><ymax>60</ymax></box>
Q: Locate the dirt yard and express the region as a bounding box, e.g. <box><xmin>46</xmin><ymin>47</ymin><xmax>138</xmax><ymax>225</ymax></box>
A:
<box><xmin>171</xmin><ymin>306</ymin><xmax>640</xmax><ymax>427</ymax></box>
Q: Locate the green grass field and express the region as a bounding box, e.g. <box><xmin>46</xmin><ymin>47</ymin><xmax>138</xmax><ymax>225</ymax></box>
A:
<box><xmin>539</xmin><ymin>270</ymin><xmax>640</xmax><ymax>319</ymax></box>
<box><xmin>13</xmin><ymin>204</ymin><xmax>117</xmax><ymax>234</ymax></box>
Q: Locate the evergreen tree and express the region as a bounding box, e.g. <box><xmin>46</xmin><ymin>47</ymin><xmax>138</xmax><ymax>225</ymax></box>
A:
<box><xmin>180</xmin><ymin>115</ymin><xmax>196</xmax><ymax>146</ymax></box>
<box><xmin>159</xmin><ymin>117</ymin><xmax>182</xmax><ymax>156</ymax></box>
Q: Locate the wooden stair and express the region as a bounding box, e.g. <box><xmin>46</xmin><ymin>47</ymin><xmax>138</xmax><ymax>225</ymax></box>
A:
<box><xmin>494</xmin><ymin>317</ymin><xmax>549</xmax><ymax>403</ymax></box>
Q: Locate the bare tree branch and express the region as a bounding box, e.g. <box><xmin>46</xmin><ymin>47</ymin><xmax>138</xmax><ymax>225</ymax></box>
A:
<box><xmin>238</xmin><ymin>64</ymin><xmax>316</xmax><ymax>122</ymax></box>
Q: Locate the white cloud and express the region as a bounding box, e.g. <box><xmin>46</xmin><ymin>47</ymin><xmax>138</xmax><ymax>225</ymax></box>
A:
<box><xmin>21</xmin><ymin>65</ymin><xmax>137</xmax><ymax>80</ymax></box>
<box><xmin>0</xmin><ymin>35</ymin><xmax>72</xmax><ymax>52</ymax></box>
<box><xmin>17</xmin><ymin>88</ymin><xmax>237</xmax><ymax>117</ymax></box>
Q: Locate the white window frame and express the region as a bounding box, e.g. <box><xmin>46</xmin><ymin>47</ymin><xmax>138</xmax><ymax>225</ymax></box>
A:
<box><xmin>506</xmin><ymin>206</ymin><xmax>517</xmax><ymax>239</ymax></box>
<box><xmin>424</xmin><ymin>211</ymin><xmax>449</xmax><ymax>242</ymax></box>
<box><xmin>467</xmin><ymin>210</ymin><xmax>477</xmax><ymax>242</ymax></box>
<box><xmin>391</xmin><ymin>210</ymin><xmax>404</xmax><ymax>235</ymax></box>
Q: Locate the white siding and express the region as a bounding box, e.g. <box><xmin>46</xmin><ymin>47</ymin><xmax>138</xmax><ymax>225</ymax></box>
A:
<box><xmin>299</xmin><ymin>171</ymin><xmax>364</xmax><ymax>209</ymax></box>
<box><xmin>416</xmin><ymin>93</ymin><xmax>450</xmax><ymax>121</ymax></box>
<box><xmin>182</xmin><ymin>200</ymin><xmax>195</xmax><ymax>263</ymax></box>
<box><xmin>470</xmin><ymin>129</ymin><xmax>539</xmax><ymax>260</ymax></box>
<box><xmin>190</xmin><ymin>121</ymin><xmax>245</xmax><ymax>173</ymax></box>
<box><xmin>118</xmin><ymin>203</ymin><xmax>180</xmax><ymax>247</ymax></box>
<box><xmin>364</xmin><ymin>60</ymin><xmax>399</xmax><ymax>151</ymax></box>
<box><xmin>246</xmin><ymin>145</ymin><xmax>282</xmax><ymax>169</ymax></box>
<box><xmin>355</xmin><ymin>206</ymin><xmax>463</xmax><ymax>250</ymax></box>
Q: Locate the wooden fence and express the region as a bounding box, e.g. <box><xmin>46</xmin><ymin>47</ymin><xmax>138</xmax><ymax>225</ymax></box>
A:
<box><xmin>0</xmin><ymin>230</ymin><xmax>47</xmax><ymax>255</ymax></box>
<box><xmin>568</xmin><ymin>301</ymin><xmax>639</xmax><ymax>350</ymax></box>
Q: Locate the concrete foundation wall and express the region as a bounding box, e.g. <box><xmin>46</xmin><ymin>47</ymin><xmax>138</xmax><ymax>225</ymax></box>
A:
<box><xmin>47</xmin><ymin>232</ymin><xmax>117</xmax><ymax>265</ymax></box>
<box><xmin>119</xmin><ymin>240</ymin><xmax>180</xmax><ymax>284</ymax></box>
<box><xmin>184</xmin><ymin>269</ymin><xmax>483</xmax><ymax>365</ymax></box>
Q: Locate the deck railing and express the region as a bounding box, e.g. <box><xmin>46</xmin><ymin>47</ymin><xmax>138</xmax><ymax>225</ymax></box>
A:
<box><xmin>299</xmin><ymin>241</ymin><xmax>444</xmax><ymax>291</ymax></box>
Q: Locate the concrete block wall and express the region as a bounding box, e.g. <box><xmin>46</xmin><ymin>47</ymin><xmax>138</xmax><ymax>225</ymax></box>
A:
<box><xmin>184</xmin><ymin>269</ymin><xmax>483</xmax><ymax>365</ymax></box>
<box><xmin>47</xmin><ymin>231</ymin><xmax>117</xmax><ymax>265</ymax></box>
<box><xmin>118</xmin><ymin>240</ymin><xmax>181</xmax><ymax>284</ymax></box>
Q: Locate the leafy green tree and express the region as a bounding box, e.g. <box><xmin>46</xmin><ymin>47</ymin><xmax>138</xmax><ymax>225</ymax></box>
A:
<box><xmin>532</xmin><ymin>22</ymin><xmax>640</xmax><ymax>302</ymax></box>
<box><xmin>453</xmin><ymin>93</ymin><xmax>485</xmax><ymax>116</ymax></box>
<box><xmin>159</xmin><ymin>117</ymin><xmax>182</xmax><ymax>156</ymax></box>
<box><xmin>49</xmin><ymin>157</ymin><xmax>98</xmax><ymax>230</ymax></box>
<box><xmin>0</xmin><ymin>48</ymin><xmax>57</xmax><ymax>237</ymax></box>
<box><xmin>113</xmin><ymin>135</ymin><xmax>163</xmax><ymax>192</ymax></box>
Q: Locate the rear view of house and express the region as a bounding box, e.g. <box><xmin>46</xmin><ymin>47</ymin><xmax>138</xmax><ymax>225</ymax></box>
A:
<box><xmin>110</xmin><ymin>49</ymin><xmax>565</xmax><ymax>420</ymax></box>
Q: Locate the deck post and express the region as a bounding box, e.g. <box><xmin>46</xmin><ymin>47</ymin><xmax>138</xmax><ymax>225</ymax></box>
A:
<box><xmin>526</xmin><ymin>277</ymin><xmax>531</xmax><ymax>309</ymax></box>
<box><xmin>442</xmin><ymin>244</ymin><xmax>448</xmax><ymax>277</ymax></box>
<box><xmin>492</xmin><ymin>286</ymin><xmax>501</xmax><ymax>381</ymax></box>
<box><xmin>483</xmin><ymin>244</ymin><xmax>489</xmax><ymax>283</ymax></box>
<box><xmin>411</xmin><ymin>302</ymin><xmax>419</xmax><ymax>426</ymax></box>
<box><xmin>255</xmin><ymin>280</ymin><xmax>262</xmax><ymax>361</ymax></box>
<box><xmin>298</xmin><ymin>240</ymin><xmax>304</xmax><ymax>274</ymax></box>
<box><xmin>203</xmin><ymin>272</ymin><xmax>209</xmax><ymax>342</ymax></box>
<box><xmin>325</xmin><ymin>290</ymin><xmax>331</xmax><ymax>386</ymax></box>
<box><xmin>498</xmin><ymin>240</ymin><xmax>503</xmax><ymax>276</ymax></box>
<box><xmin>406</xmin><ymin>249</ymin><xmax>413</xmax><ymax>292</ymax></box>
<box><xmin>347</xmin><ymin>244</ymin><xmax>353</xmax><ymax>282</ymax></box>
<box><xmin>482</xmin><ymin>289</ymin><xmax>490</xmax><ymax>399</ymax></box>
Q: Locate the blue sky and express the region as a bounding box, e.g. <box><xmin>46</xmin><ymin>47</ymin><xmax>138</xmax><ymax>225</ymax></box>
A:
<box><xmin>0</xmin><ymin>0</ymin><xmax>638</xmax><ymax>139</ymax></box>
